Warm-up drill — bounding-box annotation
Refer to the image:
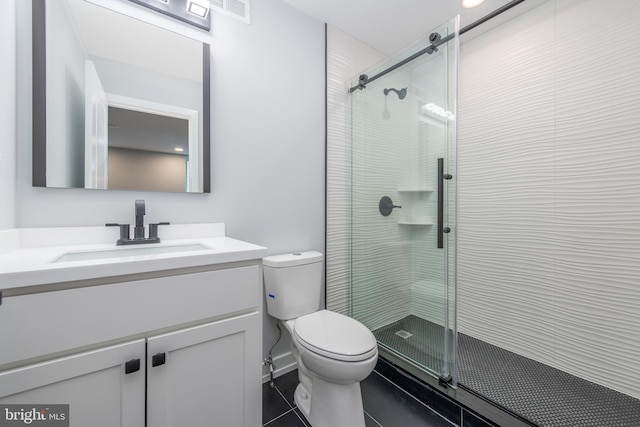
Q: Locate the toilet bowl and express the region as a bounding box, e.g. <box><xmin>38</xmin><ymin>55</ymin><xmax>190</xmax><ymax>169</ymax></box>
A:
<box><xmin>291</xmin><ymin>310</ymin><xmax>377</xmax><ymax>384</ymax></box>
<box><xmin>263</xmin><ymin>252</ymin><xmax>378</xmax><ymax>427</ymax></box>
<box><xmin>284</xmin><ymin>310</ymin><xmax>378</xmax><ymax>427</ymax></box>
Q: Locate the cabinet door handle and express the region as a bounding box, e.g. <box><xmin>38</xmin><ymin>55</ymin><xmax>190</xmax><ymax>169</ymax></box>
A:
<box><xmin>152</xmin><ymin>352</ymin><xmax>166</xmax><ymax>367</ymax></box>
<box><xmin>125</xmin><ymin>358</ymin><xmax>141</xmax><ymax>374</ymax></box>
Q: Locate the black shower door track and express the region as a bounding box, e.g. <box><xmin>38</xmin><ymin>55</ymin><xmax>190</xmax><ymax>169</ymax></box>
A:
<box><xmin>348</xmin><ymin>0</ymin><xmax>527</xmax><ymax>93</ymax></box>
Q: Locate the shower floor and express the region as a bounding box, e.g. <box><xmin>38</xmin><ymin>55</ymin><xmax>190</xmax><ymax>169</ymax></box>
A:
<box><xmin>373</xmin><ymin>315</ymin><xmax>640</xmax><ymax>427</ymax></box>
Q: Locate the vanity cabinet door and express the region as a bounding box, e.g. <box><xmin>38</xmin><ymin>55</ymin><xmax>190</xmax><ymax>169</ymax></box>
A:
<box><xmin>0</xmin><ymin>339</ymin><xmax>146</xmax><ymax>427</ymax></box>
<box><xmin>146</xmin><ymin>312</ymin><xmax>261</xmax><ymax>427</ymax></box>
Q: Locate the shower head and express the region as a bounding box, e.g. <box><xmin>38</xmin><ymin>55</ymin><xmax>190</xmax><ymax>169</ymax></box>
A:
<box><xmin>383</xmin><ymin>87</ymin><xmax>407</xmax><ymax>100</ymax></box>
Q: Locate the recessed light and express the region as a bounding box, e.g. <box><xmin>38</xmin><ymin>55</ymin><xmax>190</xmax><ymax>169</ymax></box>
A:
<box><xmin>174</xmin><ymin>147</ymin><xmax>184</xmax><ymax>152</ymax></box>
<box><xmin>462</xmin><ymin>0</ymin><xmax>486</xmax><ymax>8</ymax></box>
<box><xmin>187</xmin><ymin>0</ymin><xmax>210</xmax><ymax>18</ymax></box>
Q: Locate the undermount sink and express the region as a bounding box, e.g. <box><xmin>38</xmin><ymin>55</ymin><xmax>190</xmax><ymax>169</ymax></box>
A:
<box><xmin>52</xmin><ymin>243</ymin><xmax>211</xmax><ymax>263</ymax></box>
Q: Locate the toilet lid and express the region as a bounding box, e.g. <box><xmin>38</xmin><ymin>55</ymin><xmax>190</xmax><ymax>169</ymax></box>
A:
<box><xmin>294</xmin><ymin>310</ymin><xmax>377</xmax><ymax>362</ymax></box>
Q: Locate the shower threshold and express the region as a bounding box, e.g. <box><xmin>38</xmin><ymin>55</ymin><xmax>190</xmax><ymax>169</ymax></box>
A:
<box><xmin>373</xmin><ymin>315</ymin><xmax>640</xmax><ymax>427</ymax></box>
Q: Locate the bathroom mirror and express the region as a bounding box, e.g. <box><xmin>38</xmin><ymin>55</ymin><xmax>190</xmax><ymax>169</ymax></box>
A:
<box><xmin>32</xmin><ymin>0</ymin><xmax>210</xmax><ymax>193</ymax></box>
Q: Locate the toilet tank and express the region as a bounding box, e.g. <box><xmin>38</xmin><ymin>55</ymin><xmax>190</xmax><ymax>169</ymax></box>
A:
<box><xmin>263</xmin><ymin>251</ymin><xmax>323</xmax><ymax>320</ymax></box>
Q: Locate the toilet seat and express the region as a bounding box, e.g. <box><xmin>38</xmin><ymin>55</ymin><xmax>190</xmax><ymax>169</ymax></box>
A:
<box><xmin>293</xmin><ymin>310</ymin><xmax>377</xmax><ymax>362</ymax></box>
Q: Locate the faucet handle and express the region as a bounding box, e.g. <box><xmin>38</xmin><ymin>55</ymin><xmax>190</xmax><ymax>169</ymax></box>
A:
<box><xmin>106</xmin><ymin>223</ymin><xmax>130</xmax><ymax>244</ymax></box>
<box><xmin>148</xmin><ymin>222</ymin><xmax>170</xmax><ymax>240</ymax></box>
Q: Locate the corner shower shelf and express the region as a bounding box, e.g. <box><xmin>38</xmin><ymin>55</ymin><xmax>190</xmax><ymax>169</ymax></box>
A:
<box><xmin>398</xmin><ymin>188</ymin><xmax>433</xmax><ymax>193</ymax></box>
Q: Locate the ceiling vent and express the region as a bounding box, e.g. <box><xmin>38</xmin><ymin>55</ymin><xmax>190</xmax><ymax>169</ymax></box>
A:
<box><xmin>210</xmin><ymin>0</ymin><xmax>251</xmax><ymax>24</ymax></box>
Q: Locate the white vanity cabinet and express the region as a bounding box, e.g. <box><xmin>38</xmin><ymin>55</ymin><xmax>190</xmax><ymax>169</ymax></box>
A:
<box><xmin>0</xmin><ymin>339</ymin><xmax>146</xmax><ymax>427</ymax></box>
<box><xmin>147</xmin><ymin>312</ymin><xmax>260</xmax><ymax>427</ymax></box>
<box><xmin>0</xmin><ymin>262</ymin><xmax>263</xmax><ymax>427</ymax></box>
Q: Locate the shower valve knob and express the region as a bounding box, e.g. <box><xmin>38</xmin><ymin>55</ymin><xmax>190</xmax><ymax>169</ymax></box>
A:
<box><xmin>379</xmin><ymin>196</ymin><xmax>402</xmax><ymax>216</ymax></box>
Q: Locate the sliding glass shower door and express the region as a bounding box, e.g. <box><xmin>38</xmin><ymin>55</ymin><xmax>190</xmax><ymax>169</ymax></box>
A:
<box><xmin>350</xmin><ymin>17</ymin><xmax>459</xmax><ymax>382</ymax></box>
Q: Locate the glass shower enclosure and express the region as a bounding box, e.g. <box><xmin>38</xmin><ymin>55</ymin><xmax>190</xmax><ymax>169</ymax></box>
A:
<box><xmin>349</xmin><ymin>17</ymin><xmax>459</xmax><ymax>384</ymax></box>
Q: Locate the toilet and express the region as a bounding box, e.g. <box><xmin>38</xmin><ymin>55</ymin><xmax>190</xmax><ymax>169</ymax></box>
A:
<box><xmin>263</xmin><ymin>251</ymin><xmax>378</xmax><ymax>427</ymax></box>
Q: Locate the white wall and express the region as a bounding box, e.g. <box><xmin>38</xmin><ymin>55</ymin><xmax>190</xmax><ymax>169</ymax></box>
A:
<box><xmin>208</xmin><ymin>4</ymin><xmax>326</xmax><ymax>367</ymax></box>
<box><xmin>108</xmin><ymin>148</ymin><xmax>187</xmax><ymax>193</ymax></box>
<box><xmin>14</xmin><ymin>0</ymin><xmax>325</xmax><ymax>372</ymax></box>
<box><xmin>0</xmin><ymin>0</ymin><xmax>17</xmax><ymax>231</ymax></box>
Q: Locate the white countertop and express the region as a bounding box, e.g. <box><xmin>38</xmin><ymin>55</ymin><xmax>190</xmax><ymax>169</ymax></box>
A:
<box><xmin>0</xmin><ymin>224</ymin><xmax>268</xmax><ymax>290</ymax></box>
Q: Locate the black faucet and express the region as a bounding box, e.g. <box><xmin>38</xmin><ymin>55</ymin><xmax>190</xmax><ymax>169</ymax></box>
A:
<box><xmin>106</xmin><ymin>200</ymin><xmax>169</xmax><ymax>245</ymax></box>
<box><xmin>134</xmin><ymin>199</ymin><xmax>146</xmax><ymax>239</ymax></box>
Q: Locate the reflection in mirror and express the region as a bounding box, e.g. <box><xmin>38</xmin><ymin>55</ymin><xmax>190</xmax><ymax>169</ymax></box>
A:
<box><xmin>108</xmin><ymin>107</ymin><xmax>191</xmax><ymax>192</ymax></box>
<box><xmin>33</xmin><ymin>0</ymin><xmax>210</xmax><ymax>193</ymax></box>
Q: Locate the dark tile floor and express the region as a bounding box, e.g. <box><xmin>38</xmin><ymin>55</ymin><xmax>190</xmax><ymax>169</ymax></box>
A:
<box><xmin>262</xmin><ymin>367</ymin><xmax>456</xmax><ymax>427</ymax></box>
<box><xmin>375</xmin><ymin>316</ymin><xmax>640</xmax><ymax>427</ymax></box>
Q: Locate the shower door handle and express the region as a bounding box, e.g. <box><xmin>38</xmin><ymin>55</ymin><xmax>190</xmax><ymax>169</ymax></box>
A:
<box><xmin>437</xmin><ymin>158</ymin><xmax>452</xmax><ymax>249</ymax></box>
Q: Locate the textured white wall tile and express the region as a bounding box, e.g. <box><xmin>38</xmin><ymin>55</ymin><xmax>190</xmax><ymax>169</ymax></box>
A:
<box><xmin>458</xmin><ymin>0</ymin><xmax>640</xmax><ymax>399</ymax></box>
<box><xmin>326</xmin><ymin>27</ymin><xmax>386</xmax><ymax>316</ymax></box>
<box><xmin>457</xmin><ymin>0</ymin><xmax>558</xmax><ymax>363</ymax></box>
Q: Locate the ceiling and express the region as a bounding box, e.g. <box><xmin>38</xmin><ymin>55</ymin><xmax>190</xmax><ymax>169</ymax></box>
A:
<box><xmin>281</xmin><ymin>0</ymin><xmax>515</xmax><ymax>55</ymax></box>
<box><xmin>108</xmin><ymin>107</ymin><xmax>190</xmax><ymax>155</ymax></box>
